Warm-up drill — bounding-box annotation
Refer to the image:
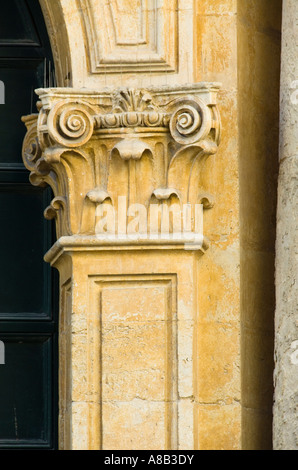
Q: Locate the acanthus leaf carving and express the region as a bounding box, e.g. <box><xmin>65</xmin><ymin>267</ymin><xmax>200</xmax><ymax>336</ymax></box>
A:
<box><xmin>152</xmin><ymin>188</ymin><xmax>181</xmax><ymax>201</ymax></box>
<box><xmin>111</xmin><ymin>139</ymin><xmax>153</xmax><ymax>161</ymax></box>
<box><xmin>22</xmin><ymin>84</ymin><xmax>221</xmax><ymax>244</ymax></box>
<box><xmin>96</xmin><ymin>89</ymin><xmax>169</xmax><ymax>129</ymax></box>
<box><xmin>44</xmin><ymin>196</ymin><xmax>71</xmax><ymax>239</ymax></box>
<box><xmin>112</xmin><ymin>88</ymin><xmax>156</xmax><ymax>113</ymax></box>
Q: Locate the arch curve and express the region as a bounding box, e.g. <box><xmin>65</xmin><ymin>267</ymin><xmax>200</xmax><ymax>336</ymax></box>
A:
<box><xmin>39</xmin><ymin>0</ymin><xmax>73</xmax><ymax>86</ymax></box>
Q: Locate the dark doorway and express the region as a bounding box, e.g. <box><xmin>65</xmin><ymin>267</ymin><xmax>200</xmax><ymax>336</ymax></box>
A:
<box><xmin>0</xmin><ymin>0</ymin><xmax>58</xmax><ymax>450</ymax></box>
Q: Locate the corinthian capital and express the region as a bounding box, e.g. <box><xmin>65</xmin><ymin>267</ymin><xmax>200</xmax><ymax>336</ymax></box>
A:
<box><xmin>22</xmin><ymin>84</ymin><xmax>221</xmax><ymax>242</ymax></box>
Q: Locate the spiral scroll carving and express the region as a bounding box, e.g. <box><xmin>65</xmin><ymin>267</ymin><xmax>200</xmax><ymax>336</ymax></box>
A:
<box><xmin>47</xmin><ymin>101</ymin><xmax>95</xmax><ymax>148</ymax></box>
<box><xmin>169</xmin><ymin>98</ymin><xmax>212</xmax><ymax>145</ymax></box>
<box><xmin>22</xmin><ymin>117</ymin><xmax>42</xmax><ymax>172</ymax></box>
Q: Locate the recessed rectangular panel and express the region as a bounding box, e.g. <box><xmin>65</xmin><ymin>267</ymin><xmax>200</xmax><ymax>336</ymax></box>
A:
<box><xmin>0</xmin><ymin>186</ymin><xmax>51</xmax><ymax>317</ymax></box>
<box><xmin>79</xmin><ymin>0</ymin><xmax>178</xmax><ymax>73</ymax></box>
<box><xmin>0</xmin><ymin>336</ymin><xmax>52</xmax><ymax>448</ymax></box>
<box><xmin>88</xmin><ymin>275</ymin><xmax>178</xmax><ymax>450</ymax></box>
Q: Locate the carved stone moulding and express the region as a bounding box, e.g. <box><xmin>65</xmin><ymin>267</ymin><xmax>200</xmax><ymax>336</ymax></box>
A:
<box><xmin>78</xmin><ymin>0</ymin><xmax>179</xmax><ymax>74</ymax></box>
<box><xmin>22</xmin><ymin>83</ymin><xmax>221</xmax><ymax>245</ymax></box>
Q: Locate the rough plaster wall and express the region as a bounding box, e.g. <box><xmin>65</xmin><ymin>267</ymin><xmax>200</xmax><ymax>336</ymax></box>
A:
<box><xmin>274</xmin><ymin>0</ymin><xmax>298</xmax><ymax>450</ymax></box>
<box><xmin>238</xmin><ymin>0</ymin><xmax>282</xmax><ymax>450</ymax></box>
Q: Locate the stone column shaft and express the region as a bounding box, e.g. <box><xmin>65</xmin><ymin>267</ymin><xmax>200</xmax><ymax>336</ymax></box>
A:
<box><xmin>274</xmin><ymin>0</ymin><xmax>298</xmax><ymax>450</ymax></box>
<box><xmin>22</xmin><ymin>84</ymin><xmax>222</xmax><ymax>450</ymax></box>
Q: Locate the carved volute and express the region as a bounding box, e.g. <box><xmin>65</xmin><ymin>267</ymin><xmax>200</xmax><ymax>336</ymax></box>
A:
<box><xmin>22</xmin><ymin>84</ymin><xmax>221</xmax><ymax>242</ymax></box>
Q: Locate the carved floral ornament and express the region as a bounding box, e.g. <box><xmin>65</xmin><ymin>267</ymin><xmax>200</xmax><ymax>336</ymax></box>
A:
<box><xmin>22</xmin><ymin>84</ymin><xmax>221</xmax><ymax>242</ymax></box>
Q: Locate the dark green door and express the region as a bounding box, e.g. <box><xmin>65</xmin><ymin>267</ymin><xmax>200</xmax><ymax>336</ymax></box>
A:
<box><xmin>0</xmin><ymin>0</ymin><xmax>58</xmax><ymax>450</ymax></box>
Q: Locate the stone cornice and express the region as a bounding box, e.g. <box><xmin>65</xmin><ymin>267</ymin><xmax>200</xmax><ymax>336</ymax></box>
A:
<box><xmin>44</xmin><ymin>235</ymin><xmax>210</xmax><ymax>266</ymax></box>
<box><xmin>22</xmin><ymin>84</ymin><xmax>221</xmax><ymax>242</ymax></box>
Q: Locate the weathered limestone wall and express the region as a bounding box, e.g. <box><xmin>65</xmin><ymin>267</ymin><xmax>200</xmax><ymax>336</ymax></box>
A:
<box><xmin>34</xmin><ymin>0</ymin><xmax>284</xmax><ymax>450</ymax></box>
<box><xmin>194</xmin><ymin>0</ymin><xmax>241</xmax><ymax>450</ymax></box>
<box><xmin>274</xmin><ymin>0</ymin><xmax>298</xmax><ymax>450</ymax></box>
<box><xmin>41</xmin><ymin>0</ymin><xmax>243</xmax><ymax>450</ymax></box>
<box><xmin>35</xmin><ymin>0</ymin><xmax>243</xmax><ymax>450</ymax></box>
<box><xmin>238</xmin><ymin>0</ymin><xmax>282</xmax><ymax>450</ymax></box>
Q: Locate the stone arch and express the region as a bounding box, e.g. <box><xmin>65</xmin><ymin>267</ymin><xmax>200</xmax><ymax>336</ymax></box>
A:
<box><xmin>39</xmin><ymin>0</ymin><xmax>74</xmax><ymax>86</ymax></box>
<box><xmin>38</xmin><ymin>0</ymin><xmax>198</xmax><ymax>90</ymax></box>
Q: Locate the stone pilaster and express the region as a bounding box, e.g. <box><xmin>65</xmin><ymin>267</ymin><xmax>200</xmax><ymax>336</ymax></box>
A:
<box><xmin>22</xmin><ymin>84</ymin><xmax>222</xmax><ymax>450</ymax></box>
<box><xmin>273</xmin><ymin>0</ymin><xmax>298</xmax><ymax>450</ymax></box>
